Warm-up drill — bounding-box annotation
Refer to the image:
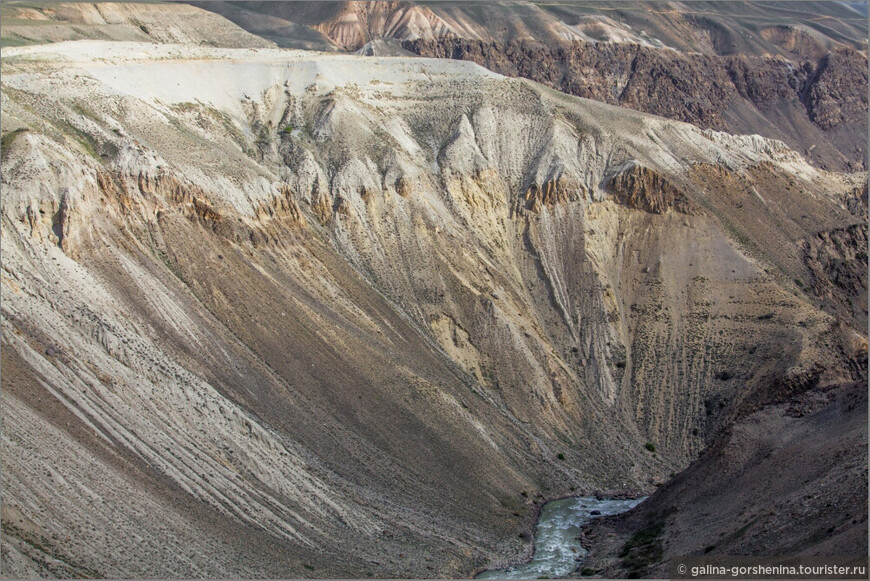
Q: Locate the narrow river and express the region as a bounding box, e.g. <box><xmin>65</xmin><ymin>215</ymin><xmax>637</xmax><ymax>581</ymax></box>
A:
<box><xmin>476</xmin><ymin>496</ymin><xmax>644</xmax><ymax>579</ymax></box>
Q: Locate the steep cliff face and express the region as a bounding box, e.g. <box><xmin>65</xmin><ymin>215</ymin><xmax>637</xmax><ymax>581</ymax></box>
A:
<box><xmin>0</xmin><ymin>42</ymin><xmax>865</xmax><ymax>577</ymax></box>
<box><xmin>802</xmin><ymin>224</ymin><xmax>868</xmax><ymax>329</ymax></box>
<box><xmin>402</xmin><ymin>37</ymin><xmax>735</xmax><ymax>130</ymax></box>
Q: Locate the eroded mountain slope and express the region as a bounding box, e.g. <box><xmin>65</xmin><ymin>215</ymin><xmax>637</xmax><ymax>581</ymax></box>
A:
<box><xmin>401</xmin><ymin>39</ymin><xmax>868</xmax><ymax>172</ymax></box>
<box><xmin>0</xmin><ymin>42</ymin><xmax>865</xmax><ymax>577</ymax></box>
<box><xmin>206</xmin><ymin>1</ymin><xmax>868</xmax><ymax>171</ymax></box>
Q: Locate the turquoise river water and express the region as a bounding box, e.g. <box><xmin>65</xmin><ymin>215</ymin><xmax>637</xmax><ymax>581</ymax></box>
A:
<box><xmin>476</xmin><ymin>496</ymin><xmax>644</xmax><ymax>579</ymax></box>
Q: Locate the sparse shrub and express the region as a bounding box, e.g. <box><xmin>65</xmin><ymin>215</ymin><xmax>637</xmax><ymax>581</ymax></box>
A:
<box><xmin>557</xmin><ymin>453</ymin><xmax>566</xmax><ymax>460</ymax></box>
<box><xmin>1</xmin><ymin>128</ymin><xmax>31</xmax><ymax>159</ymax></box>
<box><xmin>283</xmin><ymin>125</ymin><xmax>294</xmax><ymax>134</ymax></box>
<box><xmin>644</xmin><ymin>442</ymin><xmax>656</xmax><ymax>453</ymax></box>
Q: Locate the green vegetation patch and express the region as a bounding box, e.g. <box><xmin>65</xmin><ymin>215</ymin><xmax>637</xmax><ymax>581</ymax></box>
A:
<box><xmin>0</xmin><ymin>36</ymin><xmax>37</xmax><ymax>48</ymax></box>
<box><xmin>1</xmin><ymin>128</ymin><xmax>28</xmax><ymax>159</ymax></box>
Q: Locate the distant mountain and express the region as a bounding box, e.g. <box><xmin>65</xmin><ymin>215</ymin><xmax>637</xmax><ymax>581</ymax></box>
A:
<box><xmin>0</xmin><ymin>1</ymin><xmax>273</xmax><ymax>48</ymax></box>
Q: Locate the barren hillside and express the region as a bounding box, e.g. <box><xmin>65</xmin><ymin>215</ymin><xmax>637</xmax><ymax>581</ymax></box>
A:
<box><xmin>0</xmin><ymin>1</ymin><xmax>274</xmax><ymax>48</ymax></box>
<box><xmin>1</xmin><ymin>37</ymin><xmax>865</xmax><ymax>577</ymax></box>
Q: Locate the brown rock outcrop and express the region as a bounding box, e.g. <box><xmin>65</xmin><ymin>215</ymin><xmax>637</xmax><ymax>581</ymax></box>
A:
<box><xmin>802</xmin><ymin>223</ymin><xmax>868</xmax><ymax>328</ymax></box>
<box><xmin>607</xmin><ymin>164</ymin><xmax>694</xmax><ymax>215</ymax></box>
<box><xmin>843</xmin><ymin>181</ymin><xmax>868</xmax><ymax>220</ymax></box>
<box><xmin>395</xmin><ymin>175</ymin><xmax>413</xmax><ymax>198</ymax></box>
<box><xmin>254</xmin><ymin>185</ymin><xmax>305</xmax><ymax>225</ymax></box>
<box><xmin>522</xmin><ymin>177</ymin><xmax>583</xmax><ymax>213</ymax></box>
<box><xmin>805</xmin><ymin>47</ymin><xmax>869</xmax><ymax>131</ymax></box>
